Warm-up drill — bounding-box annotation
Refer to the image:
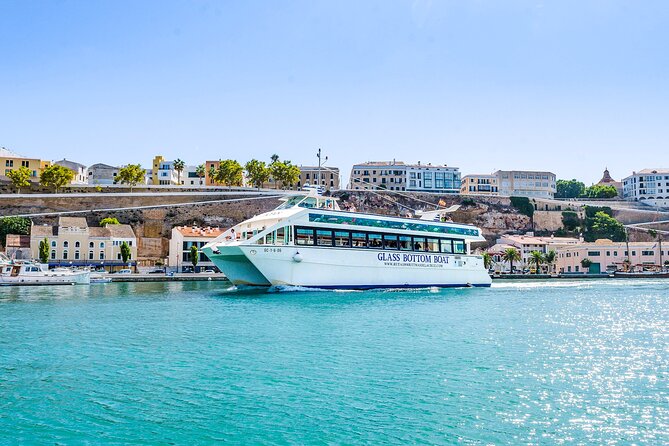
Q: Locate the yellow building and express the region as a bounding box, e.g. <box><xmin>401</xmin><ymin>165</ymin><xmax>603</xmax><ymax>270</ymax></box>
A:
<box><xmin>460</xmin><ymin>174</ymin><xmax>499</xmax><ymax>195</ymax></box>
<box><xmin>1</xmin><ymin>147</ymin><xmax>51</xmax><ymax>182</ymax></box>
<box><xmin>30</xmin><ymin>217</ymin><xmax>138</xmax><ymax>271</ymax></box>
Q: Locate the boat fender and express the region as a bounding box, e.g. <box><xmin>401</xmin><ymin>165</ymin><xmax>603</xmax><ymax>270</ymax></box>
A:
<box><xmin>292</xmin><ymin>251</ymin><xmax>303</xmax><ymax>263</ymax></box>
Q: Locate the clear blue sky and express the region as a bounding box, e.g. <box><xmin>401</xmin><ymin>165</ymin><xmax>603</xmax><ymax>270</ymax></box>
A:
<box><xmin>1</xmin><ymin>0</ymin><xmax>668</xmax><ymax>185</ymax></box>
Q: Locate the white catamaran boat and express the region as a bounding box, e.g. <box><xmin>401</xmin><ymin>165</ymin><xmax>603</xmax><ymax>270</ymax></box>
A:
<box><xmin>202</xmin><ymin>192</ymin><xmax>491</xmax><ymax>289</ymax></box>
<box><xmin>0</xmin><ymin>255</ymin><xmax>90</xmax><ymax>286</ymax></box>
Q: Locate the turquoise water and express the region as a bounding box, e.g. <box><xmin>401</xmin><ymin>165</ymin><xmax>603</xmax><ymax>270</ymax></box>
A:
<box><xmin>1</xmin><ymin>280</ymin><xmax>667</xmax><ymax>445</ymax></box>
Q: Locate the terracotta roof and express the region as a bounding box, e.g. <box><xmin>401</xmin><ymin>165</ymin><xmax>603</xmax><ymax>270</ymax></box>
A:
<box><xmin>637</xmin><ymin>168</ymin><xmax>669</xmax><ymax>175</ymax></box>
<box><xmin>31</xmin><ymin>225</ymin><xmax>54</xmax><ymax>237</ymax></box>
<box><xmin>107</xmin><ymin>224</ymin><xmax>136</xmax><ymax>238</ymax></box>
<box><xmin>58</xmin><ymin>217</ymin><xmax>88</xmax><ymax>228</ymax></box>
<box><xmin>174</xmin><ymin>226</ymin><xmax>225</xmax><ymax>238</ymax></box>
<box><xmin>598</xmin><ymin>168</ymin><xmax>616</xmax><ymax>184</ymax></box>
<box><xmin>89</xmin><ymin>227</ymin><xmax>111</xmax><ymax>237</ymax></box>
<box><xmin>353</xmin><ymin>161</ymin><xmax>406</xmax><ymax>167</ymax></box>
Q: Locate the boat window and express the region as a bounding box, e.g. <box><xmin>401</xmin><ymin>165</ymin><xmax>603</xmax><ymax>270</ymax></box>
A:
<box><xmin>413</xmin><ymin>237</ymin><xmax>426</xmax><ymax>251</ymax></box>
<box><xmin>368</xmin><ymin>233</ymin><xmax>382</xmax><ymax>248</ymax></box>
<box><xmin>440</xmin><ymin>239</ymin><xmax>453</xmax><ymax>254</ymax></box>
<box><xmin>334</xmin><ymin>231</ymin><xmax>351</xmax><ymax>247</ymax></box>
<box><xmin>296</xmin><ymin>228</ymin><xmax>315</xmax><ymax>245</ymax></box>
<box><xmin>275</xmin><ymin>196</ymin><xmax>305</xmax><ymax>209</ymax></box>
<box><xmin>316</xmin><ymin>230</ymin><xmax>333</xmax><ymax>246</ymax></box>
<box><xmin>453</xmin><ymin>240</ymin><xmax>466</xmax><ymax>254</ymax></box>
<box><xmin>308</xmin><ymin>212</ymin><xmax>480</xmax><ymax>236</ymax></box>
<box><xmin>264</xmin><ymin>231</ymin><xmax>274</xmax><ymax>245</ymax></box>
<box><xmin>275</xmin><ymin>227</ymin><xmax>286</xmax><ymax>245</ymax></box>
<box><xmin>399</xmin><ymin>235</ymin><xmax>412</xmax><ymax>251</ymax></box>
<box><xmin>383</xmin><ymin>234</ymin><xmax>399</xmax><ymax>250</ymax></box>
<box><xmin>352</xmin><ymin>232</ymin><xmax>367</xmax><ymax>248</ymax></box>
<box><xmin>425</xmin><ymin>238</ymin><xmax>439</xmax><ymax>252</ymax></box>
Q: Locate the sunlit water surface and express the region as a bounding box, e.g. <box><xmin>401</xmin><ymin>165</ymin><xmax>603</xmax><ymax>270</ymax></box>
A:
<box><xmin>1</xmin><ymin>280</ymin><xmax>667</xmax><ymax>444</ymax></box>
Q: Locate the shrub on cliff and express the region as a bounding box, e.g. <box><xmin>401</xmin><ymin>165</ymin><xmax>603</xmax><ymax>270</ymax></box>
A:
<box><xmin>510</xmin><ymin>196</ymin><xmax>534</xmax><ymax>218</ymax></box>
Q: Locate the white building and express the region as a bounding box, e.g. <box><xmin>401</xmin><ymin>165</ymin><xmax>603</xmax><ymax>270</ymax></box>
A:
<box><xmin>169</xmin><ymin>226</ymin><xmax>226</xmax><ymax>272</ymax></box>
<box><xmin>495</xmin><ymin>170</ymin><xmax>556</xmax><ymax>198</ymax></box>
<box><xmin>405</xmin><ymin>163</ymin><xmax>461</xmax><ymax>194</ymax></box>
<box><xmin>87</xmin><ymin>163</ymin><xmax>119</xmax><ymax>185</ymax></box>
<box><xmin>622</xmin><ymin>169</ymin><xmax>669</xmax><ymax>208</ymax></box>
<box><xmin>54</xmin><ymin>159</ymin><xmax>88</xmax><ymax>184</ymax></box>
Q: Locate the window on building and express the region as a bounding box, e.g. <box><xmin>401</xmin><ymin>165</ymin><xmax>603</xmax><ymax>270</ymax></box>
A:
<box><xmin>587</xmin><ymin>251</ymin><xmax>601</xmax><ymax>256</ymax></box>
<box><xmin>75</xmin><ymin>241</ymin><xmax>80</xmax><ymax>248</ymax></box>
<box><xmin>74</xmin><ymin>251</ymin><xmax>80</xmax><ymax>260</ymax></box>
<box><xmin>63</xmin><ymin>250</ymin><xmax>68</xmax><ymax>260</ymax></box>
<box><xmin>51</xmin><ymin>240</ymin><xmax>56</xmax><ymax>247</ymax></box>
<box><xmin>63</xmin><ymin>241</ymin><xmax>69</xmax><ymax>248</ymax></box>
<box><xmin>99</xmin><ymin>251</ymin><xmax>104</xmax><ymax>260</ymax></box>
<box><xmin>100</xmin><ymin>242</ymin><xmax>105</xmax><ymax>248</ymax></box>
<box><xmin>51</xmin><ymin>250</ymin><xmax>56</xmax><ymax>260</ymax></box>
<box><xmin>89</xmin><ymin>251</ymin><xmax>94</xmax><ymax>260</ymax></box>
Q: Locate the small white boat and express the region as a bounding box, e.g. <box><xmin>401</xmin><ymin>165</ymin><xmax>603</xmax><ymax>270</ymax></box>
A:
<box><xmin>0</xmin><ymin>255</ymin><xmax>90</xmax><ymax>286</ymax></box>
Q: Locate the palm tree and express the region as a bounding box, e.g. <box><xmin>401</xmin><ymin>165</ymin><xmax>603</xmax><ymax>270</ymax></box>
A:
<box><xmin>195</xmin><ymin>164</ymin><xmax>206</xmax><ymax>185</ymax></box>
<box><xmin>544</xmin><ymin>249</ymin><xmax>557</xmax><ymax>274</ymax></box>
<box><xmin>208</xmin><ymin>165</ymin><xmax>217</xmax><ymax>185</ymax></box>
<box><xmin>481</xmin><ymin>252</ymin><xmax>494</xmax><ymax>271</ymax></box>
<box><xmin>502</xmin><ymin>248</ymin><xmax>521</xmax><ymax>274</ymax></box>
<box><xmin>530</xmin><ymin>250</ymin><xmax>544</xmax><ymax>274</ymax></box>
<box><xmin>173</xmin><ymin>159</ymin><xmax>185</xmax><ymax>185</ymax></box>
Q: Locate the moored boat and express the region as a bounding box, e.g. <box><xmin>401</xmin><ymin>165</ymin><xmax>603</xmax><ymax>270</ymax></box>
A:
<box><xmin>0</xmin><ymin>255</ymin><xmax>90</xmax><ymax>286</ymax></box>
<box><xmin>202</xmin><ymin>192</ymin><xmax>491</xmax><ymax>289</ymax></box>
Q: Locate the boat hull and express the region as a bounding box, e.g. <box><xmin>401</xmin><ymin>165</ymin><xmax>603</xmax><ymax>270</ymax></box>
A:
<box><xmin>203</xmin><ymin>246</ymin><xmax>271</xmax><ymax>286</ymax></box>
<box><xmin>240</xmin><ymin>246</ymin><xmax>492</xmax><ymax>289</ymax></box>
<box><xmin>0</xmin><ymin>271</ymin><xmax>90</xmax><ymax>286</ymax></box>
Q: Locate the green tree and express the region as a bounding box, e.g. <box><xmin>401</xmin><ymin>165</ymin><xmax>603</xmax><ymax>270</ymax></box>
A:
<box><xmin>40</xmin><ymin>164</ymin><xmax>74</xmax><ymax>193</ymax></box>
<box><xmin>556</xmin><ymin>179</ymin><xmax>586</xmax><ymax>198</ymax></box>
<box><xmin>510</xmin><ymin>196</ymin><xmax>534</xmax><ymax>218</ymax></box>
<box><xmin>173</xmin><ymin>159</ymin><xmax>185</xmax><ymax>185</ymax></box>
<box><xmin>584</xmin><ymin>184</ymin><xmax>618</xmax><ymax>198</ymax></box>
<box><xmin>120</xmin><ymin>241</ymin><xmax>131</xmax><ymax>265</ymax></box>
<box><xmin>208</xmin><ymin>165</ymin><xmax>217</xmax><ymax>185</ymax></box>
<box><xmin>100</xmin><ymin>217</ymin><xmax>120</xmax><ymax>226</ymax></box>
<box><xmin>530</xmin><ymin>250</ymin><xmax>544</xmax><ymax>274</ymax></box>
<box><xmin>195</xmin><ymin>164</ymin><xmax>206</xmax><ymax>185</ymax></box>
<box><xmin>6</xmin><ymin>166</ymin><xmax>32</xmax><ymax>193</ymax></box>
<box><xmin>0</xmin><ymin>216</ymin><xmax>30</xmax><ymax>247</ymax></box>
<box><xmin>282</xmin><ymin>161</ymin><xmax>301</xmax><ymax>189</ymax></box>
<box><xmin>481</xmin><ymin>252</ymin><xmax>493</xmax><ymax>270</ymax></box>
<box><xmin>544</xmin><ymin>249</ymin><xmax>557</xmax><ymax>274</ymax></box>
<box><xmin>216</xmin><ymin>159</ymin><xmax>243</xmax><ymax>188</ymax></box>
<box><xmin>581</xmin><ymin>258</ymin><xmax>593</xmax><ymax>269</ymax></box>
<box><xmin>270</xmin><ymin>160</ymin><xmax>300</xmax><ymax>190</ymax></box>
<box><xmin>270</xmin><ymin>154</ymin><xmax>280</xmax><ymax>163</ymax></box>
<box><xmin>502</xmin><ymin>248</ymin><xmax>522</xmax><ymax>274</ymax></box>
<box><xmin>115</xmin><ymin>164</ymin><xmax>146</xmax><ymax>192</ymax></box>
<box><xmin>190</xmin><ymin>245</ymin><xmax>199</xmax><ymax>270</ymax></box>
<box><xmin>562</xmin><ymin>211</ymin><xmax>581</xmax><ymax>231</ymax></box>
<box><xmin>584</xmin><ymin>211</ymin><xmax>626</xmax><ymax>242</ymax></box>
<box><xmin>244</xmin><ymin>159</ymin><xmax>270</xmax><ymax>189</ymax></box>
<box><xmin>39</xmin><ymin>238</ymin><xmax>50</xmax><ymax>263</ymax></box>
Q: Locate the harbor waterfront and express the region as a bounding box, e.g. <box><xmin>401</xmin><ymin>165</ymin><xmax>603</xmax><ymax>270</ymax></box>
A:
<box><xmin>1</xmin><ymin>281</ymin><xmax>667</xmax><ymax>444</ymax></box>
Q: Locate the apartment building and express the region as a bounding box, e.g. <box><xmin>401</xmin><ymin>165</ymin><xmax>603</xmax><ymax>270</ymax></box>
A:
<box><xmin>296</xmin><ymin>166</ymin><xmax>340</xmax><ymax>191</ymax></box>
<box><xmin>54</xmin><ymin>159</ymin><xmax>88</xmax><ymax>184</ymax></box>
<box><xmin>349</xmin><ymin>161</ymin><xmax>406</xmax><ymax>191</ymax></box>
<box><xmin>556</xmin><ymin>239</ymin><xmax>668</xmax><ymax>274</ymax></box>
<box><xmin>405</xmin><ymin>164</ymin><xmax>461</xmax><ymax>194</ymax></box>
<box><xmin>0</xmin><ymin>147</ymin><xmax>51</xmax><ymax>182</ymax></box>
<box><xmin>495</xmin><ymin>170</ymin><xmax>557</xmax><ymax>198</ymax></box>
<box><xmin>168</xmin><ymin>225</ymin><xmax>225</xmax><ymax>272</ymax></box>
<box><xmin>151</xmin><ymin>156</ymin><xmax>180</xmax><ymax>185</ymax></box>
<box><xmin>30</xmin><ymin>217</ymin><xmax>137</xmax><ymax>271</ymax></box>
<box><xmin>622</xmin><ymin>169</ymin><xmax>669</xmax><ymax>208</ymax></box>
<box><xmin>460</xmin><ymin>174</ymin><xmax>499</xmax><ymax>196</ymax></box>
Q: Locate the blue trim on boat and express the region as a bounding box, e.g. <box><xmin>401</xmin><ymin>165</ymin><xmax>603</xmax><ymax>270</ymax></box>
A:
<box><xmin>299</xmin><ymin>283</ymin><xmax>491</xmax><ymax>290</ymax></box>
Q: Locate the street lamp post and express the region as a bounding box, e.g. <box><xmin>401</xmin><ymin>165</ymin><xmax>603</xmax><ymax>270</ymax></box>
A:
<box><xmin>317</xmin><ymin>148</ymin><xmax>328</xmax><ymax>192</ymax></box>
